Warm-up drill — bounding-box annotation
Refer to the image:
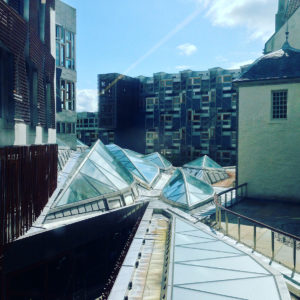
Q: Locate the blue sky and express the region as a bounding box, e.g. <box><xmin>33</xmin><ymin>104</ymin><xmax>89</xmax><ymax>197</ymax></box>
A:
<box><xmin>61</xmin><ymin>0</ymin><xmax>277</xmax><ymax>111</ymax></box>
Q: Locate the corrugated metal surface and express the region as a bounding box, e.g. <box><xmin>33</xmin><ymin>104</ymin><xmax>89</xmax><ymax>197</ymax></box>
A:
<box><xmin>0</xmin><ymin>144</ymin><xmax>58</xmax><ymax>258</ymax></box>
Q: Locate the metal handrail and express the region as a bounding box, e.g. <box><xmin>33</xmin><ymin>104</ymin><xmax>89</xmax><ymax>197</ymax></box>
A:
<box><xmin>214</xmin><ymin>184</ymin><xmax>299</xmax><ymax>271</ymax></box>
<box><xmin>214</xmin><ymin>189</ymin><xmax>300</xmax><ymax>242</ymax></box>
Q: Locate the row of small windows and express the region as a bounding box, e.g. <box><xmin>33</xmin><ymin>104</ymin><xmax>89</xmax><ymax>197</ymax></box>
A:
<box><xmin>77</xmin><ymin>118</ymin><xmax>99</xmax><ymax>128</ymax></box>
<box><xmin>56</xmin><ymin>25</ymin><xmax>75</xmax><ymax>70</ymax></box>
<box><xmin>57</xmin><ymin>122</ymin><xmax>75</xmax><ymax>134</ymax></box>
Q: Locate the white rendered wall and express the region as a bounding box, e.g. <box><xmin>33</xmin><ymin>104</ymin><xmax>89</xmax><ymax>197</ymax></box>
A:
<box><xmin>265</xmin><ymin>7</ymin><xmax>300</xmax><ymax>53</ymax></box>
<box><xmin>48</xmin><ymin>128</ymin><xmax>56</xmax><ymax>144</ymax></box>
<box><xmin>238</xmin><ymin>82</ymin><xmax>300</xmax><ymax>202</ymax></box>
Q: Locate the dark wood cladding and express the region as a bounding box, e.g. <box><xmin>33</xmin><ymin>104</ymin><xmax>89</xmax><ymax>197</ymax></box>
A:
<box><xmin>0</xmin><ymin>0</ymin><xmax>55</xmax><ymax>128</ymax></box>
<box><xmin>0</xmin><ymin>144</ymin><xmax>58</xmax><ymax>258</ymax></box>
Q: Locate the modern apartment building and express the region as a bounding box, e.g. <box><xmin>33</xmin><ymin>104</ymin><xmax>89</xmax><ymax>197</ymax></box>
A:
<box><xmin>77</xmin><ymin>112</ymin><xmax>99</xmax><ymax>146</ymax></box>
<box><xmin>98</xmin><ymin>69</ymin><xmax>240</xmax><ymax>166</ymax></box>
<box><xmin>98</xmin><ymin>73</ymin><xmax>144</xmax><ymax>152</ymax></box>
<box><xmin>140</xmin><ymin>68</ymin><xmax>240</xmax><ymax>166</ymax></box>
<box><xmin>55</xmin><ymin>0</ymin><xmax>77</xmax><ymax>149</ymax></box>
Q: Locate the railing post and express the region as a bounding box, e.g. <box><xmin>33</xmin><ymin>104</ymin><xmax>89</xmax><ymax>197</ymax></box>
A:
<box><xmin>238</xmin><ymin>217</ymin><xmax>241</xmax><ymax>242</ymax></box>
<box><xmin>293</xmin><ymin>239</ymin><xmax>297</xmax><ymax>271</ymax></box>
<box><xmin>225</xmin><ymin>211</ymin><xmax>228</xmax><ymax>235</ymax></box>
<box><xmin>218</xmin><ymin>198</ymin><xmax>222</xmax><ymax>229</ymax></box>
<box><xmin>225</xmin><ymin>193</ymin><xmax>227</xmax><ymax>208</ymax></box>
<box><xmin>253</xmin><ymin>225</ymin><xmax>256</xmax><ymax>251</ymax></box>
<box><xmin>214</xmin><ymin>193</ymin><xmax>218</xmax><ymax>226</ymax></box>
<box><xmin>231</xmin><ymin>190</ymin><xmax>233</xmax><ymax>205</ymax></box>
<box><xmin>271</xmin><ymin>231</ymin><xmax>275</xmax><ymax>260</ymax></box>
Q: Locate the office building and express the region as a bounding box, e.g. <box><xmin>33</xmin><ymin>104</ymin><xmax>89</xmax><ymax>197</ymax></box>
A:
<box><xmin>76</xmin><ymin>112</ymin><xmax>99</xmax><ymax>146</ymax></box>
<box><xmin>55</xmin><ymin>0</ymin><xmax>77</xmax><ymax>149</ymax></box>
<box><xmin>98</xmin><ymin>73</ymin><xmax>144</xmax><ymax>152</ymax></box>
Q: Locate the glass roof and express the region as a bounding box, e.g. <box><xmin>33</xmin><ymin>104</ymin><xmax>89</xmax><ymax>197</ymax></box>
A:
<box><xmin>106</xmin><ymin>144</ymin><xmax>160</xmax><ymax>186</ymax></box>
<box><xmin>124</xmin><ymin>149</ymin><xmax>144</xmax><ymax>158</ymax></box>
<box><xmin>184</xmin><ymin>155</ymin><xmax>222</xmax><ymax>169</ymax></box>
<box><xmin>162</xmin><ymin>168</ymin><xmax>214</xmax><ymax>209</ymax></box>
<box><xmin>77</xmin><ymin>139</ymin><xmax>88</xmax><ymax>147</ymax></box>
<box><xmin>143</xmin><ymin>152</ymin><xmax>172</xmax><ymax>170</ymax></box>
<box><xmin>171</xmin><ymin>218</ymin><xmax>282</xmax><ymax>300</ymax></box>
<box><xmin>55</xmin><ymin>140</ymin><xmax>134</xmax><ymax>207</ymax></box>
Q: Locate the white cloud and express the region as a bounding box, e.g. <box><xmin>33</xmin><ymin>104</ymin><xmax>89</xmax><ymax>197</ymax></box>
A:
<box><xmin>229</xmin><ymin>59</ymin><xmax>255</xmax><ymax>69</ymax></box>
<box><xmin>195</xmin><ymin>0</ymin><xmax>277</xmax><ymax>41</ymax></box>
<box><xmin>177</xmin><ymin>43</ymin><xmax>198</xmax><ymax>56</ymax></box>
<box><xmin>76</xmin><ymin>89</ymin><xmax>98</xmax><ymax>112</ymax></box>
<box><xmin>175</xmin><ymin>65</ymin><xmax>192</xmax><ymax>70</ymax></box>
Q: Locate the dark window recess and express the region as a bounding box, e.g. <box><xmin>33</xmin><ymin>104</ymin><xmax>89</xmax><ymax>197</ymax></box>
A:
<box><xmin>272</xmin><ymin>90</ymin><xmax>287</xmax><ymax>119</ymax></box>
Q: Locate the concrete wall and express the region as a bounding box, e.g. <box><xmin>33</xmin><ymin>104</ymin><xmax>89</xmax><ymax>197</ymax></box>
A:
<box><xmin>55</xmin><ymin>0</ymin><xmax>77</xmax><ymax>150</ymax></box>
<box><xmin>265</xmin><ymin>7</ymin><xmax>300</xmax><ymax>53</ymax></box>
<box><xmin>55</xmin><ymin>0</ymin><xmax>76</xmax><ymax>33</ymax></box>
<box><xmin>238</xmin><ymin>82</ymin><xmax>300</xmax><ymax>202</ymax></box>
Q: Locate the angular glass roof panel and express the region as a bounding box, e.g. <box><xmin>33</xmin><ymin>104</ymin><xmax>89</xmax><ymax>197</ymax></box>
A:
<box><xmin>163</xmin><ymin>169</ymin><xmax>214</xmax><ymax>208</ymax></box>
<box><xmin>54</xmin><ymin>140</ymin><xmax>134</xmax><ymax>208</ymax></box>
<box><xmin>80</xmin><ymin>159</ymin><xmax>117</xmax><ymax>189</ymax></box>
<box><xmin>184</xmin><ymin>155</ymin><xmax>222</xmax><ymax>169</ymax></box>
<box><xmin>128</xmin><ymin>154</ymin><xmax>159</xmax><ymax>184</ymax></box>
<box><xmin>89</xmin><ymin>151</ymin><xmax>128</xmax><ymax>189</ymax></box>
<box><xmin>124</xmin><ymin>149</ymin><xmax>144</xmax><ymax>158</ymax></box>
<box><xmin>185</xmin><ymin>172</ymin><xmax>214</xmax><ymax>205</ymax></box>
<box><xmin>82</xmin><ymin>173</ymin><xmax>117</xmax><ymax>195</ymax></box>
<box><xmin>162</xmin><ymin>169</ymin><xmax>188</xmax><ymax>205</ymax></box>
<box><xmin>107</xmin><ymin>144</ymin><xmax>160</xmax><ymax>186</ymax></box>
<box><xmin>57</xmin><ymin>173</ymin><xmax>99</xmax><ymax>207</ymax></box>
<box><xmin>106</xmin><ymin>144</ymin><xmax>145</xmax><ymax>181</ymax></box>
<box><xmin>93</xmin><ymin>143</ymin><xmax>134</xmax><ymax>185</ymax></box>
<box><xmin>144</xmin><ymin>152</ymin><xmax>172</xmax><ymax>170</ymax></box>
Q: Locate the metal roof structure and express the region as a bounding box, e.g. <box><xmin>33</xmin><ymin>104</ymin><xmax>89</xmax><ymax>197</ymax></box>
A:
<box><xmin>106</xmin><ymin>144</ymin><xmax>160</xmax><ymax>188</ymax></box>
<box><xmin>45</xmin><ymin>140</ymin><xmax>137</xmax><ymax>222</ymax></box>
<box><xmin>143</xmin><ymin>152</ymin><xmax>172</xmax><ymax>171</ymax></box>
<box><xmin>183</xmin><ymin>155</ymin><xmax>229</xmax><ymax>185</ymax></box>
<box><xmin>162</xmin><ymin>168</ymin><xmax>214</xmax><ymax>210</ymax></box>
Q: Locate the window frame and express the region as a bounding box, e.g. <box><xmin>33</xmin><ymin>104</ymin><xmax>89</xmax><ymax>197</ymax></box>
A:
<box><xmin>271</xmin><ymin>90</ymin><xmax>288</xmax><ymax>120</ymax></box>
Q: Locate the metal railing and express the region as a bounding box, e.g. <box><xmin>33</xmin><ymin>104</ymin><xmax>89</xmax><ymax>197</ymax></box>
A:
<box><xmin>214</xmin><ymin>185</ymin><xmax>300</xmax><ymax>273</ymax></box>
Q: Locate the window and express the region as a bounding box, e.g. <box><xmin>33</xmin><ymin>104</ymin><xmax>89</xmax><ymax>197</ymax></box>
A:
<box><xmin>202</xmin><ymin>95</ymin><xmax>209</xmax><ymax>102</ymax></box>
<box><xmin>60</xmin><ymin>80</ymin><xmax>75</xmax><ymax>111</ymax></box>
<box><xmin>193</xmin><ymin>77</ymin><xmax>201</xmax><ymax>85</ymax></box>
<box><xmin>272</xmin><ymin>90</ymin><xmax>287</xmax><ymax>119</ymax></box>
<box><xmin>146</xmin><ymin>97</ymin><xmax>158</xmax><ymax>109</ymax></box>
<box><xmin>223</xmin><ymin>75</ymin><xmax>232</xmax><ymax>83</ymax></box>
<box><xmin>193</xmin><ymin>114</ymin><xmax>200</xmax><ymax>121</ymax></box>
<box><xmin>56</xmin><ymin>25</ymin><xmax>75</xmax><ymax>70</ymax></box>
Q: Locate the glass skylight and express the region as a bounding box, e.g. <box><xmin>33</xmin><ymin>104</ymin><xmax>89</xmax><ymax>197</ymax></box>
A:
<box><xmin>184</xmin><ymin>155</ymin><xmax>222</xmax><ymax>169</ymax></box>
<box><xmin>55</xmin><ymin>140</ymin><xmax>134</xmax><ymax>207</ymax></box>
<box><xmin>162</xmin><ymin>168</ymin><xmax>214</xmax><ymax>209</ymax></box>
<box><xmin>107</xmin><ymin>144</ymin><xmax>160</xmax><ymax>187</ymax></box>
<box><xmin>143</xmin><ymin>152</ymin><xmax>172</xmax><ymax>170</ymax></box>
